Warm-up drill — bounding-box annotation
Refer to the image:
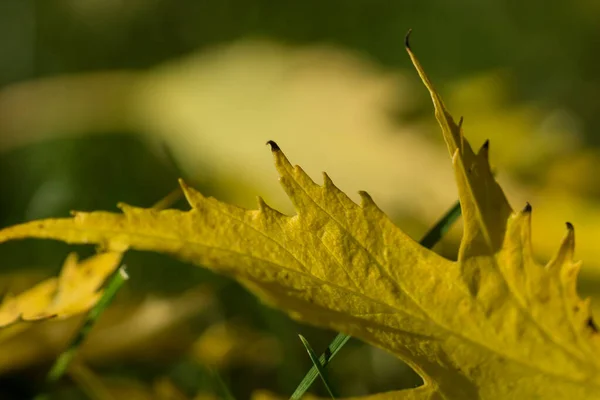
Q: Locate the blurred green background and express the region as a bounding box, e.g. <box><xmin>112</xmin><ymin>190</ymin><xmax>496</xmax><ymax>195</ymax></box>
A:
<box><xmin>1</xmin><ymin>1</ymin><xmax>600</xmax><ymax>398</ymax></box>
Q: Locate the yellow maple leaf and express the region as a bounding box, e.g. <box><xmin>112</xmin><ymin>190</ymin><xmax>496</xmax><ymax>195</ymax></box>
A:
<box><xmin>0</xmin><ymin>36</ymin><xmax>599</xmax><ymax>398</ymax></box>
<box><xmin>0</xmin><ymin>252</ymin><xmax>122</xmax><ymax>327</ymax></box>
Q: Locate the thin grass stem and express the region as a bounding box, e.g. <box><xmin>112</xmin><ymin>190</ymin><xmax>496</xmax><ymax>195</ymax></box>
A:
<box><xmin>298</xmin><ymin>335</ymin><xmax>337</xmax><ymax>399</ymax></box>
<box><xmin>290</xmin><ymin>201</ymin><xmax>462</xmax><ymax>399</ymax></box>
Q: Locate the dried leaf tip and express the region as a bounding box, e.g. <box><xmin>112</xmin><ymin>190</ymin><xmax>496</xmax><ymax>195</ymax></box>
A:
<box><xmin>257</xmin><ymin>196</ymin><xmax>268</xmax><ymax>212</ymax></box>
<box><xmin>177</xmin><ymin>178</ymin><xmax>193</xmax><ymax>197</ymax></box>
<box><xmin>266</xmin><ymin>140</ymin><xmax>280</xmax><ymax>152</ymax></box>
<box><xmin>523</xmin><ymin>202</ymin><xmax>532</xmax><ymax>213</ymax></box>
<box><xmin>358</xmin><ymin>190</ymin><xmax>375</xmax><ymax>207</ymax></box>
<box><xmin>322</xmin><ymin>172</ymin><xmax>334</xmax><ymax>188</ymax></box>
<box><xmin>478</xmin><ymin>139</ymin><xmax>490</xmax><ymax>159</ymax></box>
<box><xmin>404</xmin><ymin>29</ymin><xmax>413</xmax><ymax>49</ymax></box>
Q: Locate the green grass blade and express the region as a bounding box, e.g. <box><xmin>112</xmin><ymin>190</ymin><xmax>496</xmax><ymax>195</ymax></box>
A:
<box><xmin>209</xmin><ymin>367</ymin><xmax>237</xmax><ymax>400</ymax></box>
<box><xmin>419</xmin><ymin>201</ymin><xmax>462</xmax><ymax>249</ymax></box>
<box><xmin>290</xmin><ymin>333</ymin><xmax>349</xmax><ymax>399</ymax></box>
<box><xmin>298</xmin><ymin>335</ymin><xmax>337</xmax><ymax>399</ymax></box>
<box><xmin>290</xmin><ymin>200</ymin><xmax>462</xmax><ymax>399</ymax></box>
<box><xmin>45</xmin><ymin>266</ymin><xmax>129</xmax><ymax>384</ymax></box>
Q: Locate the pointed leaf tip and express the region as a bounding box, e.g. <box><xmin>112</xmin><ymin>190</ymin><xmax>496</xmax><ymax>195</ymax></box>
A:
<box><xmin>257</xmin><ymin>196</ymin><xmax>270</xmax><ymax>212</ymax></box>
<box><xmin>547</xmin><ymin>221</ymin><xmax>576</xmax><ymax>271</ymax></box>
<box><xmin>266</xmin><ymin>140</ymin><xmax>280</xmax><ymax>151</ymax></box>
<box><xmin>322</xmin><ymin>172</ymin><xmax>334</xmax><ymax>188</ymax></box>
<box><xmin>477</xmin><ymin>139</ymin><xmax>490</xmax><ymax>159</ymax></box>
<box><xmin>404</xmin><ymin>29</ymin><xmax>413</xmax><ymax>49</ymax></box>
<box><xmin>358</xmin><ymin>190</ymin><xmax>375</xmax><ymax>207</ymax></box>
<box><xmin>178</xmin><ymin>178</ymin><xmax>193</xmax><ymax>197</ymax></box>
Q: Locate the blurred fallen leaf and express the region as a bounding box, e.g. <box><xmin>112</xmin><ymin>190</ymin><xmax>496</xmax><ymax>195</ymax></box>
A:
<box><xmin>191</xmin><ymin>320</ymin><xmax>281</xmax><ymax>369</ymax></box>
<box><xmin>80</xmin><ymin>286</ymin><xmax>215</xmax><ymax>364</ymax></box>
<box><xmin>152</xmin><ymin>376</ymin><xmax>190</xmax><ymax>400</ymax></box>
<box><xmin>445</xmin><ymin>72</ymin><xmax>582</xmax><ymax>174</ymax></box>
<box><xmin>0</xmin><ymin>286</ymin><xmax>214</xmax><ymax>374</ymax></box>
<box><xmin>0</xmin><ymin>252</ymin><xmax>122</xmax><ymax>328</ymax></box>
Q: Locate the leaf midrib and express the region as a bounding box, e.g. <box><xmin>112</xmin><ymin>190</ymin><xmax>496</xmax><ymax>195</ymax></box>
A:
<box><xmin>55</xmin><ymin>216</ymin><xmax>597</xmax><ymax>388</ymax></box>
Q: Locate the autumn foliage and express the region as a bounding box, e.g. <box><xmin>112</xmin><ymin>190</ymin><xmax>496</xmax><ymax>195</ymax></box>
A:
<box><xmin>0</xmin><ymin>38</ymin><xmax>598</xmax><ymax>399</ymax></box>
